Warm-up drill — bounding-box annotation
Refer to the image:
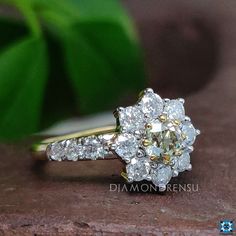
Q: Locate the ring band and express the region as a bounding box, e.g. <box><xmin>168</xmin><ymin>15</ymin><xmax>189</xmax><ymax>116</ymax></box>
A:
<box><xmin>32</xmin><ymin>125</ymin><xmax>117</xmax><ymax>161</ymax></box>
<box><xmin>32</xmin><ymin>88</ymin><xmax>200</xmax><ymax>191</ymax></box>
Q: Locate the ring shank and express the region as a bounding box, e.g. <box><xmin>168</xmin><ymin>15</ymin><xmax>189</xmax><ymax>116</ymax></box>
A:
<box><xmin>31</xmin><ymin>125</ymin><xmax>117</xmax><ymax>161</ymax></box>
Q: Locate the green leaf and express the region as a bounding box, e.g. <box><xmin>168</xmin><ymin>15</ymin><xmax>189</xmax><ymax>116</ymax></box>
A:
<box><xmin>34</xmin><ymin>0</ymin><xmax>133</xmax><ymax>25</ymax></box>
<box><xmin>0</xmin><ymin>0</ymin><xmax>145</xmax><ymax>141</ymax></box>
<box><xmin>40</xmin><ymin>34</ymin><xmax>78</xmax><ymax>129</ymax></box>
<box><xmin>61</xmin><ymin>21</ymin><xmax>144</xmax><ymax>113</ymax></box>
<box><xmin>0</xmin><ymin>36</ymin><xmax>48</xmax><ymax>140</ymax></box>
<box><xmin>34</xmin><ymin>0</ymin><xmax>145</xmax><ymax>114</ymax></box>
<box><xmin>64</xmin><ymin>0</ymin><xmax>138</xmax><ymax>40</ymax></box>
<box><xmin>0</xmin><ymin>16</ymin><xmax>27</xmax><ymax>49</ymax></box>
<box><xmin>63</xmin><ymin>20</ymin><xmax>145</xmax><ymax>114</ymax></box>
<box><xmin>76</xmin><ymin>20</ymin><xmax>144</xmax><ymax>87</ymax></box>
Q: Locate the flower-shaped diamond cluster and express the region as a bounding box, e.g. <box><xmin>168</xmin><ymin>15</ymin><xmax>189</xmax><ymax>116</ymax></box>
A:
<box><xmin>113</xmin><ymin>88</ymin><xmax>200</xmax><ymax>191</ymax></box>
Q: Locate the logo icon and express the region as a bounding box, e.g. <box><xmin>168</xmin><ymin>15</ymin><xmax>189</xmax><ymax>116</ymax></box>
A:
<box><xmin>219</xmin><ymin>220</ymin><xmax>234</xmax><ymax>234</ymax></box>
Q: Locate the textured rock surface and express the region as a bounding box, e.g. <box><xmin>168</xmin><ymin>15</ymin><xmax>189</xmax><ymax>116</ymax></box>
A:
<box><xmin>1</xmin><ymin>0</ymin><xmax>236</xmax><ymax>235</ymax></box>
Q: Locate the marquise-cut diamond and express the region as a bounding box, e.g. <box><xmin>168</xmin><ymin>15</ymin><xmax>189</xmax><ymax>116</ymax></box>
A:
<box><xmin>140</xmin><ymin>92</ymin><xmax>163</xmax><ymax>118</ymax></box>
<box><xmin>118</xmin><ymin>106</ymin><xmax>145</xmax><ymax>132</ymax></box>
<box><xmin>115</xmin><ymin>133</ymin><xmax>138</xmax><ymax>161</ymax></box>
<box><xmin>181</xmin><ymin>121</ymin><xmax>196</xmax><ymax>146</ymax></box>
<box><xmin>164</xmin><ymin>99</ymin><xmax>185</xmax><ymax>120</ymax></box>
<box><xmin>177</xmin><ymin>153</ymin><xmax>190</xmax><ymax>172</ymax></box>
<box><xmin>126</xmin><ymin>158</ymin><xmax>151</xmax><ymax>181</ymax></box>
<box><xmin>151</xmin><ymin>165</ymin><xmax>172</xmax><ymax>187</ymax></box>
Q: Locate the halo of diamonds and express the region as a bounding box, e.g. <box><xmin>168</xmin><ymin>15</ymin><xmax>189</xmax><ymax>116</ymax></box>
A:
<box><xmin>113</xmin><ymin>88</ymin><xmax>200</xmax><ymax>191</ymax></box>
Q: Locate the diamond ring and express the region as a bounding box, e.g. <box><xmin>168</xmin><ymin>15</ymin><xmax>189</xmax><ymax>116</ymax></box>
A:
<box><xmin>32</xmin><ymin>88</ymin><xmax>200</xmax><ymax>191</ymax></box>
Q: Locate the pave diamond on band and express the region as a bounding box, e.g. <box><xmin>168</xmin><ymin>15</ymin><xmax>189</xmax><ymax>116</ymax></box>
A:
<box><xmin>32</xmin><ymin>88</ymin><xmax>200</xmax><ymax>191</ymax></box>
<box><xmin>46</xmin><ymin>134</ymin><xmax>112</xmax><ymax>161</ymax></box>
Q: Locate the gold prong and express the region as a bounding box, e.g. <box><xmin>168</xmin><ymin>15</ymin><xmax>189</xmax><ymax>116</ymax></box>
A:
<box><xmin>138</xmin><ymin>90</ymin><xmax>145</xmax><ymax>99</ymax></box>
<box><xmin>169</xmin><ymin>143</ymin><xmax>174</xmax><ymax>148</ymax></box>
<box><xmin>150</xmin><ymin>155</ymin><xmax>158</xmax><ymax>161</ymax></box>
<box><xmin>163</xmin><ymin>155</ymin><xmax>170</xmax><ymax>164</ymax></box>
<box><xmin>121</xmin><ymin>171</ymin><xmax>128</xmax><ymax>181</ymax></box>
<box><xmin>145</xmin><ymin>123</ymin><xmax>152</xmax><ymax>129</ymax></box>
<box><xmin>174</xmin><ymin>149</ymin><xmax>182</xmax><ymax>156</ymax></box>
<box><xmin>142</xmin><ymin>139</ymin><xmax>151</xmax><ymax>147</ymax></box>
<box><xmin>181</xmin><ymin>133</ymin><xmax>186</xmax><ymax>139</ymax></box>
<box><xmin>159</xmin><ymin>114</ymin><xmax>167</xmax><ymax>122</ymax></box>
<box><xmin>173</xmin><ymin>119</ymin><xmax>180</xmax><ymax>126</ymax></box>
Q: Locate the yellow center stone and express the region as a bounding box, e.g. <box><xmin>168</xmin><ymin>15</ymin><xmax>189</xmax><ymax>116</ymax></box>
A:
<box><xmin>143</xmin><ymin>118</ymin><xmax>184</xmax><ymax>165</ymax></box>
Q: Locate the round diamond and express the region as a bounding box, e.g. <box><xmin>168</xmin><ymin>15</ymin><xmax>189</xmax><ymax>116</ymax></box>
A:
<box><xmin>65</xmin><ymin>139</ymin><xmax>83</xmax><ymax>161</ymax></box>
<box><xmin>83</xmin><ymin>137</ymin><xmax>104</xmax><ymax>160</ymax></box>
<box><xmin>140</xmin><ymin>92</ymin><xmax>163</xmax><ymax>118</ymax></box>
<box><xmin>181</xmin><ymin>121</ymin><xmax>196</xmax><ymax>146</ymax></box>
<box><xmin>126</xmin><ymin>158</ymin><xmax>151</xmax><ymax>181</ymax></box>
<box><xmin>151</xmin><ymin>165</ymin><xmax>172</xmax><ymax>187</ymax></box>
<box><xmin>177</xmin><ymin>153</ymin><xmax>190</xmax><ymax>172</ymax></box>
<box><xmin>164</xmin><ymin>99</ymin><xmax>185</xmax><ymax>120</ymax></box>
<box><xmin>47</xmin><ymin>141</ymin><xmax>65</xmax><ymax>161</ymax></box>
<box><xmin>147</xmin><ymin>122</ymin><xmax>183</xmax><ymax>158</ymax></box>
<box><xmin>118</xmin><ymin>106</ymin><xmax>144</xmax><ymax>132</ymax></box>
<box><xmin>115</xmin><ymin>133</ymin><xmax>138</xmax><ymax>161</ymax></box>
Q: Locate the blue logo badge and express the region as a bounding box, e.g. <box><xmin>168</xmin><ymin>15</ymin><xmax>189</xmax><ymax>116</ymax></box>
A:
<box><xmin>219</xmin><ymin>220</ymin><xmax>234</xmax><ymax>234</ymax></box>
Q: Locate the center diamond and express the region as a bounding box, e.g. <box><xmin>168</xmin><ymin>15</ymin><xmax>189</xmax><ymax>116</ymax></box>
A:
<box><xmin>143</xmin><ymin>118</ymin><xmax>183</xmax><ymax>164</ymax></box>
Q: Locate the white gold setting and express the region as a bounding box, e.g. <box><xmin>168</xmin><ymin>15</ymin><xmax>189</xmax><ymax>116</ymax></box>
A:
<box><xmin>45</xmin><ymin>88</ymin><xmax>200</xmax><ymax>191</ymax></box>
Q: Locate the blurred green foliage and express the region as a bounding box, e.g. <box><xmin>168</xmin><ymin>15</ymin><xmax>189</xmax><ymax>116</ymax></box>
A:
<box><xmin>0</xmin><ymin>0</ymin><xmax>145</xmax><ymax>140</ymax></box>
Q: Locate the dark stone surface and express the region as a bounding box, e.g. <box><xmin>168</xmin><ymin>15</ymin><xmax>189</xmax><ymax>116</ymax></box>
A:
<box><xmin>0</xmin><ymin>0</ymin><xmax>236</xmax><ymax>235</ymax></box>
